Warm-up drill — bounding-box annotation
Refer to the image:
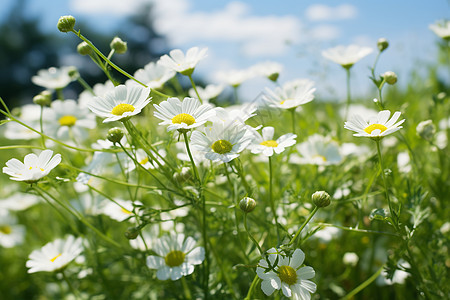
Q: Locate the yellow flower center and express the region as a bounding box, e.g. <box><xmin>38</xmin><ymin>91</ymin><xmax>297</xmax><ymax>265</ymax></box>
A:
<box><xmin>121</xmin><ymin>207</ymin><xmax>132</xmax><ymax>214</ymax></box>
<box><xmin>313</xmin><ymin>154</ymin><xmax>327</xmax><ymax>162</ymax></box>
<box><xmin>164</xmin><ymin>250</ymin><xmax>186</xmax><ymax>267</ymax></box>
<box><xmin>139</xmin><ymin>157</ymin><xmax>149</xmax><ymax>165</ymax></box>
<box><xmin>111</xmin><ymin>103</ymin><xmax>135</xmax><ymax>116</ymax></box>
<box><xmin>172</xmin><ymin>113</ymin><xmax>196</xmax><ymax>125</ymax></box>
<box><xmin>0</xmin><ymin>226</ymin><xmax>12</xmax><ymax>234</ymax></box>
<box><xmin>278</xmin><ymin>265</ymin><xmax>298</xmax><ymax>285</ymax></box>
<box><xmin>50</xmin><ymin>253</ymin><xmax>62</xmax><ymax>262</ymax></box>
<box><xmin>260</xmin><ymin>140</ymin><xmax>278</xmax><ymax>147</ymax></box>
<box><xmin>211</xmin><ymin>140</ymin><xmax>233</xmax><ymax>154</ymax></box>
<box><xmin>364</xmin><ymin>124</ymin><xmax>387</xmax><ymax>134</ymax></box>
<box><xmin>28</xmin><ymin>166</ymin><xmax>45</xmax><ymax>171</ymax></box>
<box><xmin>58</xmin><ymin>115</ymin><xmax>77</xmax><ymax>127</ymax></box>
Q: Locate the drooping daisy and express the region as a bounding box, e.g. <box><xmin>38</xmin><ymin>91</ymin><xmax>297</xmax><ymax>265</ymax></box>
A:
<box><xmin>249</xmin><ymin>126</ymin><xmax>297</xmax><ymax>157</ymax></box>
<box><xmin>87</xmin><ymin>84</ymin><xmax>152</xmax><ymax>123</ymax></box>
<box><xmin>26</xmin><ymin>235</ymin><xmax>84</xmax><ymax>273</ymax></box>
<box><xmin>188</xmin><ymin>84</ymin><xmax>224</xmax><ymax>103</ymax></box>
<box><xmin>0</xmin><ymin>212</ymin><xmax>26</xmax><ymax>248</ymax></box>
<box><xmin>3</xmin><ymin>150</ymin><xmax>62</xmax><ymax>183</ymax></box>
<box><xmin>344</xmin><ymin>110</ymin><xmax>405</xmax><ymax>139</ymax></box>
<box><xmin>146</xmin><ymin>233</ymin><xmax>205</xmax><ymax>281</ymax></box>
<box><xmin>100</xmin><ymin>199</ymin><xmax>143</xmax><ymax>223</ymax></box>
<box><xmin>257</xmin><ymin>248</ymin><xmax>317</xmax><ymax>299</ymax></box>
<box><xmin>157</xmin><ymin>47</ymin><xmax>208</xmax><ymax>76</ymax></box>
<box><xmin>44</xmin><ymin>99</ymin><xmax>96</xmax><ymax>141</ymax></box>
<box><xmin>130</xmin><ymin>61</ymin><xmax>176</xmax><ymax>89</ymax></box>
<box><xmin>429</xmin><ymin>20</ymin><xmax>450</xmax><ymax>40</ymax></box>
<box><xmin>190</xmin><ymin>121</ymin><xmax>252</xmax><ymax>163</ymax></box>
<box><xmin>251</xmin><ymin>61</ymin><xmax>283</xmax><ymax>82</ymax></box>
<box><xmin>263</xmin><ymin>79</ymin><xmax>316</xmax><ymax>110</ymax></box>
<box><xmin>290</xmin><ymin>134</ymin><xmax>342</xmax><ymax>166</ymax></box>
<box><xmin>31</xmin><ymin>66</ymin><xmax>77</xmax><ymax>90</ymax></box>
<box><xmin>153</xmin><ymin>97</ymin><xmax>215</xmax><ymax>132</ymax></box>
<box><xmin>322</xmin><ymin>45</ymin><xmax>373</xmax><ymax>69</ymax></box>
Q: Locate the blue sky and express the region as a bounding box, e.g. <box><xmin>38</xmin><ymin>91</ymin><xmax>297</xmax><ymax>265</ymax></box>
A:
<box><xmin>2</xmin><ymin>0</ymin><xmax>449</xmax><ymax>100</ymax></box>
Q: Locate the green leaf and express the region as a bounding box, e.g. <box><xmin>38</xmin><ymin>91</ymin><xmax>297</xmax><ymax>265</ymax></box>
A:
<box><xmin>369</xmin><ymin>208</ymin><xmax>389</xmax><ymax>222</ymax></box>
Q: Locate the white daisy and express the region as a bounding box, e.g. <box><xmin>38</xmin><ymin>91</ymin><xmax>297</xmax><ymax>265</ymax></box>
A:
<box><xmin>153</xmin><ymin>97</ymin><xmax>215</xmax><ymax>132</ymax></box>
<box><xmin>190</xmin><ymin>121</ymin><xmax>252</xmax><ymax>163</ymax></box>
<box><xmin>251</xmin><ymin>61</ymin><xmax>283</xmax><ymax>81</ymax></box>
<box><xmin>26</xmin><ymin>235</ymin><xmax>84</xmax><ymax>273</ymax></box>
<box><xmin>3</xmin><ymin>104</ymin><xmax>44</xmax><ymax>140</ymax></box>
<box><xmin>146</xmin><ymin>233</ymin><xmax>205</xmax><ymax>281</ymax></box>
<box><xmin>215</xmin><ymin>68</ymin><xmax>256</xmax><ymax>87</ymax></box>
<box><xmin>343</xmin><ymin>252</ymin><xmax>359</xmax><ymax>267</ymax></box>
<box><xmin>100</xmin><ymin>199</ymin><xmax>142</xmax><ymax>222</ymax></box>
<box><xmin>0</xmin><ymin>212</ymin><xmax>26</xmax><ymax>248</ymax></box>
<box><xmin>0</xmin><ymin>192</ymin><xmax>40</xmax><ymax>211</ymax></box>
<box><xmin>429</xmin><ymin>20</ymin><xmax>450</xmax><ymax>40</ymax></box>
<box><xmin>87</xmin><ymin>84</ymin><xmax>152</xmax><ymax>123</ymax></box>
<box><xmin>157</xmin><ymin>47</ymin><xmax>208</xmax><ymax>76</ymax></box>
<box><xmin>257</xmin><ymin>248</ymin><xmax>317</xmax><ymax>299</ymax></box>
<box><xmin>130</xmin><ymin>61</ymin><xmax>176</xmax><ymax>89</ymax></box>
<box><xmin>78</xmin><ymin>80</ymin><xmax>115</xmax><ymax>108</ymax></box>
<box><xmin>188</xmin><ymin>84</ymin><xmax>224</xmax><ymax>103</ymax></box>
<box><xmin>31</xmin><ymin>66</ymin><xmax>76</xmax><ymax>90</ymax></box>
<box><xmin>263</xmin><ymin>79</ymin><xmax>316</xmax><ymax>110</ymax></box>
<box><xmin>344</xmin><ymin>110</ymin><xmax>405</xmax><ymax>139</ymax></box>
<box><xmin>322</xmin><ymin>45</ymin><xmax>373</xmax><ymax>69</ymax></box>
<box><xmin>3</xmin><ymin>150</ymin><xmax>62</xmax><ymax>183</ymax></box>
<box><xmin>290</xmin><ymin>134</ymin><xmax>342</xmax><ymax>166</ymax></box>
<box><xmin>213</xmin><ymin>102</ymin><xmax>258</xmax><ymax>124</ymax></box>
<box><xmin>126</xmin><ymin>148</ymin><xmax>167</xmax><ymax>172</ymax></box>
<box><xmin>44</xmin><ymin>99</ymin><xmax>96</xmax><ymax>141</ymax></box>
<box><xmin>249</xmin><ymin>126</ymin><xmax>297</xmax><ymax>157</ymax></box>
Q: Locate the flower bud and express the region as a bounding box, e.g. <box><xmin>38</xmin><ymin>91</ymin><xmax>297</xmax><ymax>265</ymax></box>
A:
<box><xmin>377</xmin><ymin>38</ymin><xmax>389</xmax><ymax>52</ymax></box>
<box><xmin>77</xmin><ymin>41</ymin><xmax>92</xmax><ymax>56</ymax></box>
<box><xmin>268</xmin><ymin>72</ymin><xmax>279</xmax><ymax>82</ymax></box>
<box><xmin>57</xmin><ymin>15</ymin><xmax>76</xmax><ymax>33</ymax></box>
<box><xmin>416</xmin><ymin>120</ymin><xmax>436</xmax><ymax>142</ymax></box>
<box><xmin>67</xmin><ymin>66</ymin><xmax>80</xmax><ymax>80</ymax></box>
<box><xmin>382</xmin><ymin>71</ymin><xmax>397</xmax><ymax>85</ymax></box>
<box><xmin>110</xmin><ymin>37</ymin><xmax>128</xmax><ymax>54</ymax></box>
<box><xmin>239</xmin><ymin>197</ymin><xmax>256</xmax><ymax>213</ymax></box>
<box><xmin>33</xmin><ymin>90</ymin><xmax>52</xmax><ymax>106</ymax></box>
<box><xmin>107</xmin><ymin>127</ymin><xmax>124</xmax><ymax>144</ymax></box>
<box><xmin>312</xmin><ymin>191</ymin><xmax>331</xmax><ymax>208</ymax></box>
<box><xmin>124</xmin><ymin>226</ymin><xmax>140</xmax><ymax>240</ymax></box>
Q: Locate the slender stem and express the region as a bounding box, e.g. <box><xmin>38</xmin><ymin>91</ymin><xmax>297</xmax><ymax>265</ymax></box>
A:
<box><xmin>268</xmin><ymin>156</ymin><xmax>280</xmax><ymax>242</ymax></box>
<box><xmin>0</xmin><ymin>97</ymin><xmax>11</xmax><ymax>114</ymax></box>
<box><xmin>77</xmin><ymin>77</ymin><xmax>94</xmax><ymax>95</ymax></box>
<box><xmin>344</xmin><ymin>67</ymin><xmax>351</xmax><ymax>120</ymax></box>
<box><xmin>371</xmin><ymin>51</ymin><xmax>381</xmax><ymax>79</ymax></box>
<box><xmin>290</xmin><ymin>108</ymin><xmax>296</xmax><ymax>135</ymax></box>
<box><xmin>61</xmin><ymin>270</ymin><xmax>80</xmax><ymax>298</ymax></box>
<box><xmin>33</xmin><ymin>186</ymin><xmax>122</xmax><ymax>249</ymax></box>
<box><xmin>288</xmin><ymin>206</ymin><xmax>319</xmax><ymax>246</ymax></box>
<box><xmin>340</xmin><ymin>264</ymin><xmax>385</xmax><ymax>300</ymax></box>
<box><xmin>39</xmin><ymin>105</ymin><xmax>46</xmax><ymax>148</ymax></box>
<box><xmin>375</xmin><ymin>140</ymin><xmax>399</xmax><ymax>231</ymax></box>
<box><xmin>244</xmin><ymin>274</ymin><xmax>260</xmax><ymax>300</ymax></box>
<box><xmin>188</xmin><ymin>75</ymin><xmax>203</xmax><ymax>103</ymax></box>
<box><xmin>233</xmin><ymin>86</ymin><xmax>239</xmax><ymax>104</ymax></box>
<box><xmin>244</xmin><ymin>213</ymin><xmax>263</xmax><ymax>255</ymax></box>
<box><xmin>377</xmin><ymin>79</ymin><xmax>386</xmax><ymax>110</ymax></box>
<box><xmin>180</xmin><ymin>277</ymin><xmax>192</xmax><ymax>300</ymax></box>
<box><xmin>182</xmin><ymin>131</ymin><xmax>200</xmax><ymax>184</ymax></box>
<box><xmin>0</xmin><ymin>145</ymin><xmax>45</xmax><ymax>150</ymax></box>
<box><xmin>56</xmin><ymin>88</ymin><xmax>64</xmax><ymax>100</ymax></box>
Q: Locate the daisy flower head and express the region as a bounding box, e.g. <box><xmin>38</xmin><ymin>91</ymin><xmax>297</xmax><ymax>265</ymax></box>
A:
<box><xmin>31</xmin><ymin>66</ymin><xmax>77</xmax><ymax>90</ymax></box>
<box><xmin>87</xmin><ymin>84</ymin><xmax>151</xmax><ymax>123</ymax></box>
<box><xmin>146</xmin><ymin>233</ymin><xmax>205</xmax><ymax>281</ymax></box>
<box><xmin>26</xmin><ymin>235</ymin><xmax>84</xmax><ymax>273</ymax></box>
<box><xmin>251</xmin><ymin>61</ymin><xmax>283</xmax><ymax>82</ymax></box>
<box><xmin>44</xmin><ymin>99</ymin><xmax>96</xmax><ymax>141</ymax></box>
<box><xmin>214</xmin><ymin>68</ymin><xmax>256</xmax><ymax>87</ymax></box>
<box><xmin>213</xmin><ymin>102</ymin><xmax>258</xmax><ymax>124</ymax></box>
<box><xmin>0</xmin><ymin>211</ymin><xmax>26</xmax><ymax>248</ymax></box>
<box><xmin>344</xmin><ymin>110</ymin><xmax>405</xmax><ymax>139</ymax></box>
<box><xmin>190</xmin><ymin>121</ymin><xmax>252</xmax><ymax>163</ymax></box>
<box><xmin>188</xmin><ymin>84</ymin><xmax>224</xmax><ymax>103</ymax></box>
<box><xmin>322</xmin><ymin>45</ymin><xmax>373</xmax><ymax>69</ymax></box>
<box><xmin>157</xmin><ymin>47</ymin><xmax>208</xmax><ymax>76</ymax></box>
<box><xmin>3</xmin><ymin>150</ymin><xmax>62</xmax><ymax>183</ymax></box>
<box><xmin>257</xmin><ymin>247</ymin><xmax>317</xmax><ymax>299</ymax></box>
<box><xmin>153</xmin><ymin>97</ymin><xmax>215</xmax><ymax>132</ymax></box>
<box><xmin>249</xmin><ymin>126</ymin><xmax>297</xmax><ymax>157</ymax></box>
<box><xmin>130</xmin><ymin>61</ymin><xmax>176</xmax><ymax>89</ymax></box>
<box><xmin>100</xmin><ymin>199</ymin><xmax>143</xmax><ymax>223</ymax></box>
<box><xmin>429</xmin><ymin>20</ymin><xmax>450</xmax><ymax>40</ymax></box>
<box><xmin>290</xmin><ymin>134</ymin><xmax>342</xmax><ymax>166</ymax></box>
<box><xmin>263</xmin><ymin>79</ymin><xmax>315</xmax><ymax>110</ymax></box>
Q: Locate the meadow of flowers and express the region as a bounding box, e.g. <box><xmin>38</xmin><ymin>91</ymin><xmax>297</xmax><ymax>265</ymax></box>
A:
<box><xmin>0</xmin><ymin>15</ymin><xmax>449</xmax><ymax>299</ymax></box>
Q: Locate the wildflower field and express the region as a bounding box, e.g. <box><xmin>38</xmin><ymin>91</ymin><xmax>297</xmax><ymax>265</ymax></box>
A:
<box><xmin>0</xmin><ymin>15</ymin><xmax>449</xmax><ymax>300</ymax></box>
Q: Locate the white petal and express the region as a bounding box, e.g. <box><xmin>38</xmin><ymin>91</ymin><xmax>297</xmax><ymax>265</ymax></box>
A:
<box><xmin>261</xmin><ymin>279</ymin><xmax>277</xmax><ymax>296</ymax></box>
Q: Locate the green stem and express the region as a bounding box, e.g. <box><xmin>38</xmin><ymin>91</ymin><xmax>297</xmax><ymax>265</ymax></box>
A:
<box><xmin>344</xmin><ymin>67</ymin><xmax>351</xmax><ymax>120</ymax></box>
<box><xmin>288</xmin><ymin>206</ymin><xmax>319</xmax><ymax>246</ymax></box>
<box><xmin>56</xmin><ymin>88</ymin><xmax>64</xmax><ymax>100</ymax></box>
<box><xmin>244</xmin><ymin>274</ymin><xmax>260</xmax><ymax>300</ymax></box>
<box><xmin>181</xmin><ymin>277</ymin><xmax>192</xmax><ymax>300</ymax></box>
<box><xmin>375</xmin><ymin>140</ymin><xmax>399</xmax><ymax>231</ymax></box>
<box><xmin>61</xmin><ymin>270</ymin><xmax>80</xmax><ymax>298</ymax></box>
<box><xmin>39</xmin><ymin>105</ymin><xmax>46</xmax><ymax>148</ymax></box>
<box><xmin>290</xmin><ymin>108</ymin><xmax>296</xmax><ymax>135</ymax></box>
<box><xmin>188</xmin><ymin>75</ymin><xmax>203</xmax><ymax>103</ymax></box>
<box><xmin>340</xmin><ymin>264</ymin><xmax>385</xmax><ymax>300</ymax></box>
<box><xmin>182</xmin><ymin>131</ymin><xmax>200</xmax><ymax>184</ymax></box>
<box><xmin>268</xmin><ymin>156</ymin><xmax>280</xmax><ymax>242</ymax></box>
<box><xmin>244</xmin><ymin>213</ymin><xmax>263</xmax><ymax>255</ymax></box>
<box><xmin>77</xmin><ymin>77</ymin><xmax>94</xmax><ymax>95</ymax></box>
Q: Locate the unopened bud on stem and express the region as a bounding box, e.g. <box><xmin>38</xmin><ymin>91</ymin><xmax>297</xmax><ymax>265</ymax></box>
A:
<box><xmin>57</xmin><ymin>15</ymin><xmax>76</xmax><ymax>33</ymax></box>
<box><xmin>239</xmin><ymin>197</ymin><xmax>256</xmax><ymax>213</ymax></box>
<box><xmin>312</xmin><ymin>191</ymin><xmax>331</xmax><ymax>208</ymax></box>
<box><xmin>110</xmin><ymin>37</ymin><xmax>127</xmax><ymax>54</ymax></box>
<box><xmin>107</xmin><ymin>127</ymin><xmax>124</xmax><ymax>144</ymax></box>
<box><xmin>377</xmin><ymin>38</ymin><xmax>389</xmax><ymax>52</ymax></box>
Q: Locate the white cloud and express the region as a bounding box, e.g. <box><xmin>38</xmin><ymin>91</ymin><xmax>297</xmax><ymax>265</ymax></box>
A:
<box><xmin>309</xmin><ymin>25</ymin><xmax>341</xmax><ymax>41</ymax></box>
<box><xmin>150</xmin><ymin>0</ymin><xmax>302</xmax><ymax>57</ymax></box>
<box><xmin>69</xmin><ymin>0</ymin><xmax>152</xmax><ymax>16</ymax></box>
<box><xmin>305</xmin><ymin>4</ymin><xmax>357</xmax><ymax>21</ymax></box>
